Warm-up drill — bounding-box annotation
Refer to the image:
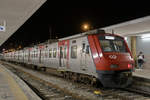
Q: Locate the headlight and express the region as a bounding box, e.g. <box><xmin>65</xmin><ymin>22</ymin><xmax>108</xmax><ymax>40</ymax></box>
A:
<box><xmin>110</xmin><ymin>64</ymin><xmax>118</xmax><ymax>68</ymax></box>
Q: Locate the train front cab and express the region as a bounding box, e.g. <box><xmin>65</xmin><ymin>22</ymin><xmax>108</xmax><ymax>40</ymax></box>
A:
<box><xmin>88</xmin><ymin>33</ymin><xmax>134</xmax><ymax>88</ymax></box>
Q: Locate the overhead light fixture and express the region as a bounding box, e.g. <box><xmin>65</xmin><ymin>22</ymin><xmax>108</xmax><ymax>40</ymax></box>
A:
<box><xmin>141</xmin><ymin>34</ymin><xmax>150</xmax><ymax>39</ymax></box>
<box><xmin>105</xmin><ymin>36</ymin><xmax>115</xmax><ymax>40</ymax></box>
<box><xmin>124</xmin><ymin>37</ymin><xmax>128</xmax><ymax>41</ymax></box>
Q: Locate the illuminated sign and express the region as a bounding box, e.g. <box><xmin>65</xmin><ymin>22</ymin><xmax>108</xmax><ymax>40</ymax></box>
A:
<box><xmin>0</xmin><ymin>26</ymin><xmax>5</xmax><ymax>31</ymax></box>
<box><xmin>141</xmin><ymin>34</ymin><xmax>150</xmax><ymax>39</ymax></box>
<box><xmin>0</xmin><ymin>20</ymin><xmax>6</xmax><ymax>32</ymax></box>
<box><xmin>105</xmin><ymin>36</ymin><xmax>115</xmax><ymax>40</ymax></box>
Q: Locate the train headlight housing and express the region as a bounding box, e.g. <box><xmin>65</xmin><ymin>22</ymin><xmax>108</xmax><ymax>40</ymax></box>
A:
<box><xmin>110</xmin><ymin>64</ymin><xmax>118</xmax><ymax>68</ymax></box>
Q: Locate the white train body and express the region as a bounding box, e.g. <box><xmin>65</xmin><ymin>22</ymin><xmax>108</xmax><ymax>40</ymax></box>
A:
<box><xmin>4</xmin><ymin>35</ymin><xmax>97</xmax><ymax>77</ymax></box>
<box><xmin>3</xmin><ymin>31</ymin><xmax>134</xmax><ymax>88</ymax></box>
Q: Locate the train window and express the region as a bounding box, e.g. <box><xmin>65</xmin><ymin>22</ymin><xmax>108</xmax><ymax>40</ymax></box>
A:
<box><xmin>99</xmin><ymin>36</ymin><xmax>127</xmax><ymax>52</ymax></box>
<box><xmin>86</xmin><ymin>45</ymin><xmax>90</xmax><ymax>54</ymax></box>
<box><xmin>100</xmin><ymin>41</ymin><xmax>112</xmax><ymax>52</ymax></box>
<box><xmin>71</xmin><ymin>45</ymin><xmax>77</xmax><ymax>59</ymax></box>
<box><xmin>72</xmin><ymin>40</ymin><xmax>76</xmax><ymax>44</ymax></box>
<box><xmin>53</xmin><ymin>48</ymin><xmax>57</xmax><ymax>58</ymax></box>
<box><xmin>49</xmin><ymin>49</ymin><xmax>52</xmax><ymax>58</ymax></box>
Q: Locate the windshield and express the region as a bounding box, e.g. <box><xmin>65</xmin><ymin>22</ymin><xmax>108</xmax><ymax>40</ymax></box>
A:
<box><xmin>99</xmin><ymin>35</ymin><xmax>127</xmax><ymax>52</ymax></box>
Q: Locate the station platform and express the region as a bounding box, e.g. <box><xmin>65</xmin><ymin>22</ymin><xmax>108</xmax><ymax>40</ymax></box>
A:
<box><xmin>0</xmin><ymin>64</ymin><xmax>41</xmax><ymax>100</ymax></box>
<box><xmin>133</xmin><ymin>68</ymin><xmax>150</xmax><ymax>79</ymax></box>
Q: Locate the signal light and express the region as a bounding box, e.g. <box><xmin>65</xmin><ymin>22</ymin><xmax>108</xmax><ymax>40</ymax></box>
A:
<box><xmin>128</xmin><ymin>64</ymin><xmax>132</xmax><ymax>69</ymax></box>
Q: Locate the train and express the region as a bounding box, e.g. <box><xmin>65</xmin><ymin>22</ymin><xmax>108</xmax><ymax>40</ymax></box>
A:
<box><xmin>2</xmin><ymin>30</ymin><xmax>134</xmax><ymax>88</ymax></box>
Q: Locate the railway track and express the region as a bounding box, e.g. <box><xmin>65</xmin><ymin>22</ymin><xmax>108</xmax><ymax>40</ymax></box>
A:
<box><xmin>2</xmin><ymin>63</ymin><xmax>76</xmax><ymax>100</ymax></box>
<box><xmin>124</xmin><ymin>76</ymin><xmax>150</xmax><ymax>97</ymax></box>
<box><xmin>1</xmin><ymin>61</ymin><xmax>150</xmax><ymax>100</ymax></box>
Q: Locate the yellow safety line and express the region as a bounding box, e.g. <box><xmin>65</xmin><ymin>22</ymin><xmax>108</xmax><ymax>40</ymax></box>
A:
<box><xmin>0</xmin><ymin>66</ymin><xmax>29</xmax><ymax>100</ymax></box>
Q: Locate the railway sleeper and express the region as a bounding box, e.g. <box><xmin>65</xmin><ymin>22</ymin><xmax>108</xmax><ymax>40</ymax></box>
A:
<box><xmin>61</xmin><ymin>71</ymin><xmax>100</xmax><ymax>87</ymax></box>
<box><xmin>5</xmin><ymin>61</ymin><xmax>102</xmax><ymax>88</ymax></box>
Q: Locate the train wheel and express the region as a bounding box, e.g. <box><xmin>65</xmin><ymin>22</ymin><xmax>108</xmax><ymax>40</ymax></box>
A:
<box><xmin>90</xmin><ymin>77</ymin><xmax>97</xmax><ymax>86</ymax></box>
<box><xmin>72</xmin><ymin>73</ymin><xmax>77</xmax><ymax>82</ymax></box>
<box><xmin>78</xmin><ymin>75</ymin><xmax>85</xmax><ymax>83</ymax></box>
<box><xmin>34</xmin><ymin>66</ymin><xmax>37</xmax><ymax>70</ymax></box>
<box><xmin>60</xmin><ymin>71</ymin><xmax>64</xmax><ymax>77</ymax></box>
<box><xmin>68</xmin><ymin>72</ymin><xmax>72</xmax><ymax>80</ymax></box>
<box><xmin>41</xmin><ymin>67</ymin><xmax>46</xmax><ymax>72</ymax></box>
<box><xmin>66</xmin><ymin>72</ymin><xmax>70</xmax><ymax>80</ymax></box>
<box><xmin>63</xmin><ymin>72</ymin><xmax>68</xmax><ymax>79</ymax></box>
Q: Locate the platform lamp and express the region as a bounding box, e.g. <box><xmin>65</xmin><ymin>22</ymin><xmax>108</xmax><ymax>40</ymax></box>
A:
<box><xmin>82</xmin><ymin>23</ymin><xmax>91</xmax><ymax>32</ymax></box>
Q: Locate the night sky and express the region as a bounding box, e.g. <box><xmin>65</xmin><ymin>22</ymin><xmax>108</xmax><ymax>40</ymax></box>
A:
<box><xmin>1</xmin><ymin>1</ymin><xmax>150</xmax><ymax>51</ymax></box>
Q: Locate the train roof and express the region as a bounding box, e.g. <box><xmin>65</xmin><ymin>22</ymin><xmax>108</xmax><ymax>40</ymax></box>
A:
<box><xmin>59</xmin><ymin>29</ymin><xmax>105</xmax><ymax>41</ymax></box>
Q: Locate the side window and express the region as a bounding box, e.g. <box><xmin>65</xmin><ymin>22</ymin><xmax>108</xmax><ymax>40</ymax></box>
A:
<box><xmin>49</xmin><ymin>49</ymin><xmax>52</xmax><ymax>58</ymax></box>
<box><xmin>53</xmin><ymin>48</ymin><xmax>57</xmax><ymax>58</ymax></box>
<box><xmin>86</xmin><ymin>45</ymin><xmax>90</xmax><ymax>54</ymax></box>
<box><xmin>71</xmin><ymin>45</ymin><xmax>77</xmax><ymax>59</ymax></box>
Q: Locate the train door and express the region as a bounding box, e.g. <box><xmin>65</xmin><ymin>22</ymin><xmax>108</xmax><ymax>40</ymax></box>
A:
<box><xmin>38</xmin><ymin>45</ymin><xmax>44</xmax><ymax>64</ymax></box>
<box><xmin>28</xmin><ymin>49</ymin><xmax>30</xmax><ymax>62</ymax></box>
<box><xmin>81</xmin><ymin>42</ymin><xmax>86</xmax><ymax>69</ymax></box>
<box><xmin>23</xmin><ymin>50</ymin><xmax>24</xmax><ymax>62</ymax></box>
<box><xmin>17</xmin><ymin>51</ymin><xmax>19</xmax><ymax>61</ymax></box>
<box><xmin>80</xmin><ymin>41</ymin><xmax>90</xmax><ymax>71</ymax></box>
<box><xmin>58</xmin><ymin>40</ymin><xmax>69</xmax><ymax>68</ymax></box>
<box><xmin>59</xmin><ymin>46</ymin><xmax>63</xmax><ymax>67</ymax></box>
<box><xmin>59</xmin><ymin>46</ymin><xmax>67</xmax><ymax>67</ymax></box>
<box><xmin>39</xmin><ymin>49</ymin><xmax>41</xmax><ymax>63</ymax></box>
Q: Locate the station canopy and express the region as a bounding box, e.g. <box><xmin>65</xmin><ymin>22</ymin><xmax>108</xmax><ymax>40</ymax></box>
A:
<box><xmin>0</xmin><ymin>0</ymin><xmax>46</xmax><ymax>46</ymax></box>
<box><xmin>102</xmin><ymin>16</ymin><xmax>150</xmax><ymax>36</ymax></box>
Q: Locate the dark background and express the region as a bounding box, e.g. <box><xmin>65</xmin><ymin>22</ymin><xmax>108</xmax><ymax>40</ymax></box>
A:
<box><xmin>1</xmin><ymin>1</ymin><xmax>150</xmax><ymax>51</ymax></box>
